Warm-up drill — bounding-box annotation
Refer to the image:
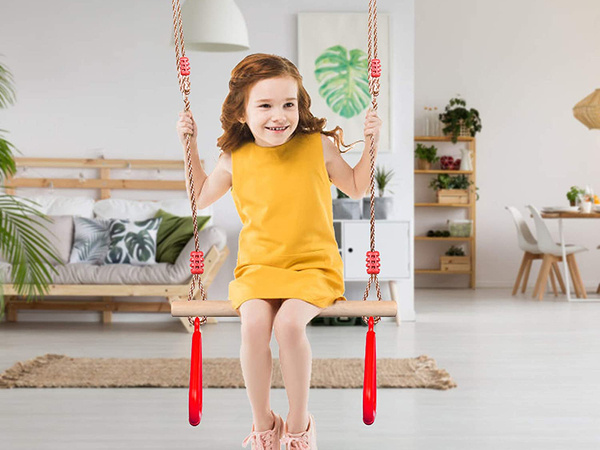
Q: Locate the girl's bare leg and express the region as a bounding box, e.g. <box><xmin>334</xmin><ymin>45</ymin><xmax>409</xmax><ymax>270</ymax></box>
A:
<box><xmin>273</xmin><ymin>298</ymin><xmax>322</xmax><ymax>433</ymax></box>
<box><xmin>239</xmin><ymin>298</ymin><xmax>282</xmax><ymax>431</ymax></box>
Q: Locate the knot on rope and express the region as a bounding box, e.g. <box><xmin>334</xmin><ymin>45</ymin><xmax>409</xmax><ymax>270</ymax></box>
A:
<box><xmin>366</xmin><ymin>251</ymin><xmax>380</xmax><ymax>274</ymax></box>
<box><xmin>370</xmin><ymin>59</ymin><xmax>381</xmax><ymax>78</ymax></box>
<box><xmin>190</xmin><ymin>251</ymin><xmax>204</xmax><ymax>275</ymax></box>
<box><xmin>179</xmin><ymin>56</ymin><xmax>191</xmax><ymax>76</ymax></box>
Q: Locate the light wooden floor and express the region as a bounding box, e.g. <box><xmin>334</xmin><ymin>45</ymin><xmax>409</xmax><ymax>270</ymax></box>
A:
<box><xmin>1</xmin><ymin>288</ymin><xmax>600</xmax><ymax>449</ymax></box>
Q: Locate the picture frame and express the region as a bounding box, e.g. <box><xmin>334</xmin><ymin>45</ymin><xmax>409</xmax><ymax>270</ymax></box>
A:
<box><xmin>298</xmin><ymin>12</ymin><xmax>391</xmax><ymax>153</ymax></box>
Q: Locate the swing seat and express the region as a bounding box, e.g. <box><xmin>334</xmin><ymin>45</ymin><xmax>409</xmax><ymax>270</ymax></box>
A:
<box><xmin>170</xmin><ymin>299</ymin><xmax>397</xmax><ymax>318</ymax></box>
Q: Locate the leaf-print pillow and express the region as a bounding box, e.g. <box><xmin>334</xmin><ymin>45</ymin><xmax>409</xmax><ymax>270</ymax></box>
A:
<box><xmin>103</xmin><ymin>218</ymin><xmax>162</xmax><ymax>265</ymax></box>
<box><xmin>69</xmin><ymin>217</ymin><xmax>112</xmax><ymax>264</ymax></box>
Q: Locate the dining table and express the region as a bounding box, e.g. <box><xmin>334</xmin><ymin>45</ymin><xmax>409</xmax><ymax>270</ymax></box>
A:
<box><xmin>541</xmin><ymin>210</ymin><xmax>600</xmax><ymax>302</ymax></box>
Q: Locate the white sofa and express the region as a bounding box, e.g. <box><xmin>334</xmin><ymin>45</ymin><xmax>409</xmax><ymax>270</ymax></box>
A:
<box><xmin>0</xmin><ymin>195</ymin><xmax>229</xmax><ymax>329</ymax></box>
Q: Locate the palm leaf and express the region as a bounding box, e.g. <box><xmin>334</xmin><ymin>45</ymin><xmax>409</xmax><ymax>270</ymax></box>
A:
<box><xmin>0</xmin><ymin>129</ymin><xmax>19</xmax><ymax>183</ymax></box>
<box><xmin>0</xmin><ymin>195</ymin><xmax>64</xmax><ymax>317</ymax></box>
<box><xmin>0</xmin><ymin>60</ymin><xmax>16</xmax><ymax>108</ymax></box>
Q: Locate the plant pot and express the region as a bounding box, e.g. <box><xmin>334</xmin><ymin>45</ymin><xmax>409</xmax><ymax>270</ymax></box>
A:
<box><xmin>437</xmin><ymin>189</ymin><xmax>469</xmax><ymax>204</ymax></box>
<box><xmin>442</xmin><ymin>120</ymin><xmax>471</xmax><ymax>138</ymax></box>
<box><xmin>416</xmin><ymin>159</ymin><xmax>431</xmax><ymax>170</ymax></box>
<box><xmin>362</xmin><ymin>196</ymin><xmax>393</xmax><ymax>220</ymax></box>
<box><xmin>440</xmin><ymin>255</ymin><xmax>471</xmax><ymax>272</ymax></box>
<box><xmin>332</xmin><ymin>198</ymin><xmax>362</xmax><ymax>220</ymax></box>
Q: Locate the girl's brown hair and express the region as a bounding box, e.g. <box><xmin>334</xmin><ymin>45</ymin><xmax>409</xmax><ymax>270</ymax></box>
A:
<box><xmin>216</xmin><ymin>53</ymin><xmax>359</xmax><ymax>153</ymax></box>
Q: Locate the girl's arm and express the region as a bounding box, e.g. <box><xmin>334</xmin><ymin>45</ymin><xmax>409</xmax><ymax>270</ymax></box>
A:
<box><xmin>323</xmin><ymin>108</ymin><xmax>382</xmax><ymax>199</ymax></box>
<box><xmin>177</xmin><ymin>111</ymin><xmax>232</xmax><ymax>210</ymax></box>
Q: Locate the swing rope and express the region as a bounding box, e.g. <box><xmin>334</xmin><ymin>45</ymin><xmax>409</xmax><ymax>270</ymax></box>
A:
<box><xmin>172</xmin><ymin>0</ymin><xmax>208</xmax><ymax>329</ymax></box>
<box><xmin>362</xmin><ymin>0</ymin><xmax>383</xmax><ymax>327</ymax></box>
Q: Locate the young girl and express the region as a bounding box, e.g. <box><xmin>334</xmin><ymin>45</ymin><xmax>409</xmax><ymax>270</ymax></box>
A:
<box><xmin>176</xmin><ymin>53</ymin><xmax>381</xmax><ymax>450</ymax></box>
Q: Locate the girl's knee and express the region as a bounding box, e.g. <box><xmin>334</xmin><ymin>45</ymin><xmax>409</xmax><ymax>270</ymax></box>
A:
<box><xmin>241</xmin><ymin>316</ymin><xmax>273</xmax><ymax>344</ymax></box>
<box><xmin>273</xmin><ymin>313</ymin><xmax>306</xmax><ymax>344</ymax></box>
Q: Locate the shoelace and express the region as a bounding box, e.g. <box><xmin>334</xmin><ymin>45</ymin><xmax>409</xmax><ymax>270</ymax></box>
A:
<box><xmin>280</xmin><ymin>433</ymin><xmax>310</xmax><ymax>450</ymax></box>
<box><xmin>242</xmin><ymin>429</ymin><xmax>274</xmax><ymax>450</ymax></box>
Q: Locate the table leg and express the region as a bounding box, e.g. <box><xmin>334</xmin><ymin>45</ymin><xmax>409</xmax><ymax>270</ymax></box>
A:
<box><xmin>559</xmin><ymin>218</ymin><xmax>571</xmax><ymax>301</ymax></box>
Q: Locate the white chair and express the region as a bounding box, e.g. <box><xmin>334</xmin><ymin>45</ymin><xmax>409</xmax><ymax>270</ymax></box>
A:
<box><xmin>505</xmin><ymin>206</ymin><xmax>565</xmax><ymax>296</ymax></box>
<box><xmin>527</xmin><ymin>205</ymin><xmax>588</xmax><ymax>300</ymax></box>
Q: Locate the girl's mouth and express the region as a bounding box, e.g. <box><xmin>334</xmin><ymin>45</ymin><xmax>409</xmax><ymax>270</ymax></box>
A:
<box><xmin>266</xmin><ymin>126</ymin><xmax>289</xmax><ymax>133</ymax></box>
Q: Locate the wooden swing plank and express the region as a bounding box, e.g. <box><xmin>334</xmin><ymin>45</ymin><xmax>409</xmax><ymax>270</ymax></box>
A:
<box><xmin>170</xmin><ymin>299</ymin><xmax>397</xmax><ymax>318</ymax></box>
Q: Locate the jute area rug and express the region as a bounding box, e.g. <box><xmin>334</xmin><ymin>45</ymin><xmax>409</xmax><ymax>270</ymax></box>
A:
<box><xmin>0</xmin><ymin>354</ymin><xmax>457</xmax><ymax>390</ymax></box>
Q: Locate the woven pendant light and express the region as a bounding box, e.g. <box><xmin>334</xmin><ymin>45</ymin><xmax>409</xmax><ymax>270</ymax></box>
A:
<box><xmin>573</xmin><ymin>89</ymin><xmax>600</xmax><ymax>129</ymax></box>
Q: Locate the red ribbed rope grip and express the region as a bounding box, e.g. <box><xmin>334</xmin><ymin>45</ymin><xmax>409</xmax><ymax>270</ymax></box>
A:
<box><xmin>366</xmin><ymin>251</ymin><xmax>380</xmax><ymax>274</ymax></box>
<box><xmin>190</xmin><ymin>251</ymin><xmax>204</xmax><ymax>274</ymax></box>
<box><xmin>370</xmin><ymin>59</ymin><xmax>381</xmax><ymax>78</ymax></box>
<box><xmin>180</xmin><ymin>56</ymin><xmax>191</xmax><ymax>76</ymax></box>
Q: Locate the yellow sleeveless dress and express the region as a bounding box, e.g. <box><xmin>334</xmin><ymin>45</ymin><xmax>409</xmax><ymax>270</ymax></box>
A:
<box><xmin>228</xmin><ymin>131</ymin><xmax>346</xmax><ymax>311</ymax></box>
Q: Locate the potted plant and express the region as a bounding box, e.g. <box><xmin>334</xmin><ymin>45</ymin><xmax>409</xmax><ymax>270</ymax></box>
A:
<box><xmin>439</xmin><ymin>97</ymin><xmax>482</xmax><ymax>144</ymax></box>
<box><xmin>566</xmin><ymin>186</ymin><xmax>585</xmax><ymax>207</ymax></box>
<box><xmin>362</xmin><ymin>165</ymin><xmax>395</xmax><ymax>220</ymax></box>
<box><xmin>429</xmin><ymin>173</ymin><xmax>478</xmax><ymax>204</ymax></box>
<box><xmin>332</xmin><ymin>188</ymin><xmax>362</xmax><ymax>220</ymax></box>
<box><xmin>414</xmin><ymin>143</ymin><xmax>439</xmax><ymax>170</ymax></box>
<box><xmin>0</xmin><ymin>60</ymin><xmax>63</xmax><ymax>319</ymax></box>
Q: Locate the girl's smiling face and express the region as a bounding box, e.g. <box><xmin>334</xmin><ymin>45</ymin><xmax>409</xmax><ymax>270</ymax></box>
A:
<box><xmin>241</xmin><ymin>76</ymin><xmax>299</xmax><ymax>147</ymax></box>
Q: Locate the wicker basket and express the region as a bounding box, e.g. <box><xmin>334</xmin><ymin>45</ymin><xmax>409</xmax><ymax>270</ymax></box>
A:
<box><xmin>443</xmin><ymin>120</ymin><xmax>471</xmax><ymax>138</ymax></box>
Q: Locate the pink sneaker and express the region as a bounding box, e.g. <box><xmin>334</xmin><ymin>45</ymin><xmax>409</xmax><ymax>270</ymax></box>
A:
<box><xmin>280</xmin><ymin>414</ymin><xmax>317</xmax><ymax>450</ymax></box>
<box><xmin>242</xmin><ymin>410</ymin><xmax>284</xmax><ymax>450</ymax></box>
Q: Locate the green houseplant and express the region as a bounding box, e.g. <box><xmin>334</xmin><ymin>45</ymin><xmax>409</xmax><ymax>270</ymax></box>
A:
<box><xmin>429</xmin><ymin>173</ymin><xmax>479</xmax><ymax>204</ymax></box>
<box><xmin>0</xmin><ymin>59</ymin><xmax>63</xmax><ymax>319</ymax></box>
<box><xmin>566</xmin><ymin>186</ymin><xmax>585</xmax><ymax>207</ymax></box>
<box><xmin>414</xmin><ymin>143</ymin><xmax>439</xmax><ymax>170</ymax></box>
<box><xmin>439</xmin><ymin>97</ymin><xmax>482</xmax><ymax>144</ymax></box>
<box><xmin>362</xmin><ymin>165</ymin><xmax>395</xmax><ymax>220</ymax></box>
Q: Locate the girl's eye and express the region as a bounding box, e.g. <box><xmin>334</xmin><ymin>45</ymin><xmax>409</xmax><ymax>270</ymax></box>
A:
<box><xmin>259</xmin><ymin>104</ymin><xmax>270</xmax><ymax>108</ymax></box>
<box><xmin>285</xmin><ymin>103</ymin><xmax>295</xmax><ymax>107</ymax></box>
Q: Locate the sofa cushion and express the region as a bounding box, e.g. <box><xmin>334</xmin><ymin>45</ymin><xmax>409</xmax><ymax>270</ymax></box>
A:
<box><xmin>93</xmin><ymin>198</ymin><xmax>213</xmax><ymax>224</ymax></box>
<box><xmin>69</xmin><ymin>217</ymin><xmax>112</xmax><ymax>265</ymax></box>
<box><xmin>0</xmin><ymin>225</ymin><xmax>227</xmax><ymax>285</ymax></box>
<box><xmin>12</xmin><ymin>195</ymin><xmax>95</xmax><ymax>218</ymax></box>
<box><xmin>104</xmin><ymin>218</ymin><xmax>162</xmax><ymax>265</ymax></box>
<box><xmin>154</xmin><ymin>209</ymin><xmax>211</xmax><ymax>264</ymax></box>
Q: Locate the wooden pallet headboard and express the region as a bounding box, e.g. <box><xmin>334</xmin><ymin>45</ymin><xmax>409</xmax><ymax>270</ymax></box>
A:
<box><xmin>2</xmin><ymin>157</ymin><xmax>204</xmax><ymax>200</ymax></box>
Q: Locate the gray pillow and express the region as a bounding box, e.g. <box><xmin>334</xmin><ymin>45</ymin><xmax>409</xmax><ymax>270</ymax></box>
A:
<box><xmin>69</xmin><ymin>217</ymin><xmax>112</xmax><ymax>265</ymax></box>
<box><xmin>103</xmin><ymin>218</ymin><xmax>162</xmax><ymax>265</ymax></box>
<box><xmin>0</xmin><ymin>215</ymin><xmax>73</xmax><ymax>266</ymax></box>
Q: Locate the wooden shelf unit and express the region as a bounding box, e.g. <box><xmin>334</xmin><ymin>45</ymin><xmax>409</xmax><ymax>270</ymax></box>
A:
<box><xmin>414</xmin><ymin>136</ymin><xmax>477</xmax><ymax>288</ymax></box>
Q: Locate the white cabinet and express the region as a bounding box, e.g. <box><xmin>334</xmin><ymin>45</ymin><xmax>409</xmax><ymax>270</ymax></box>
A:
<box><xmin>334</xmin><ymin>220</ymin><xmax>410</xmax><ymax>281</ymax></box>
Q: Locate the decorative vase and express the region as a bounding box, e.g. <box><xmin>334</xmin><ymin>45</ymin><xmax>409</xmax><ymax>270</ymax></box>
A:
<box><xmin>332</xmin><ymin>199</ymin><xmax>362</xmax><ymax>220</ymax></box>
<box><xmin>459</xmin><ymin>149</ymin><xmax>473</xmax><ymax>171</ymax></box>
<box><xmin>362</xmin><ymin>197</ymin><xmax>393</xmax><ymax>220</ymax></box>
<box><xmin>417</xmin><ymin>159</ymin><xmax>431</xmax><ymax>170</ymax></box>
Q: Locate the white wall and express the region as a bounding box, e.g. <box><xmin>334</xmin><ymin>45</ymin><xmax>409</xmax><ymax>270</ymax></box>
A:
<box><xmin>0</xmin><ymin>0</ymin><xmax>414</xmax><ymax>322</ymax></box>
<box><xmin>415</xmin><ymin>0</ymin><xmax>600</xmax><ymax>289</ymax></box>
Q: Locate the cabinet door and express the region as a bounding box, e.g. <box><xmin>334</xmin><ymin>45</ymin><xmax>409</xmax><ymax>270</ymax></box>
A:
<box><xmin>343</xmin><ymin>221</ymin><xmax>410</xmax><ymax>280</ymax></box>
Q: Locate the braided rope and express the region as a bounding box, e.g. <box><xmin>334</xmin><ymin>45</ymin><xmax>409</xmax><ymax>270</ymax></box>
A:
<box><xmin>172</xmin><ymin>0</ymin><xmax>207</xmax><ymax>327</ymax></box>
<box><xmin>362</xmin><ymin>0</ymin><xmax>382</xmax><ymax>326</ymax></box>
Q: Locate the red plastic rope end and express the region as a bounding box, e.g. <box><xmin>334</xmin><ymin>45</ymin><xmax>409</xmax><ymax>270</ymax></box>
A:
<box><xmin>363</xmin><ymin>316</ymin><xmax>377</xmax><ymax>425</ymax></box>
<box><xmin>189</xmin><ymin>317</ymin><xmax>203</xmax><ymax>426</ymax></box>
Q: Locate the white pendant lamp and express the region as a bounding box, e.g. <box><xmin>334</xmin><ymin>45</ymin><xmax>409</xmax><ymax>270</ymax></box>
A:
<box><xmin>181</xmin><ymin>0</ymin><xmax>250</xmax><ymax>52</ymax></box>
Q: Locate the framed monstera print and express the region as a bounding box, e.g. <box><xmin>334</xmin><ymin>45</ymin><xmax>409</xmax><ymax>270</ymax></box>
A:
<box><xmin>298</xmin><ymin>12</ymin><xmax>391</xmax><ymax>153</ymax></box>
